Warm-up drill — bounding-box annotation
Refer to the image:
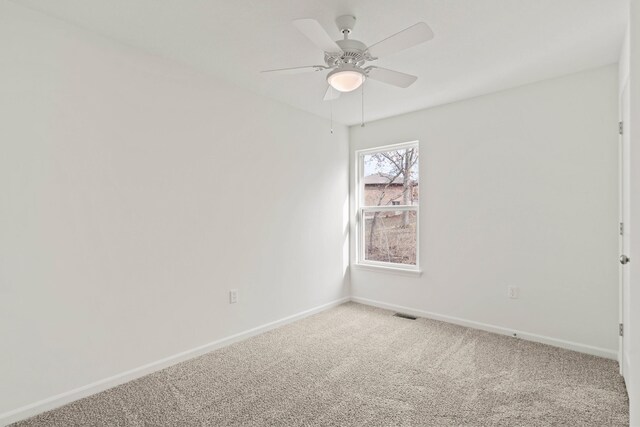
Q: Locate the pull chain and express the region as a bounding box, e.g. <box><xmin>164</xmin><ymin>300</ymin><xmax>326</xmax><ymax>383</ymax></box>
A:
<box><xmin>330</xmin><ymin>88</ymin><xmax>334</xmax><ymax>134</ymax></box>
<box><xmin>361</xmin><ymin>80</ymin><xmax>365</xmax><ymax>127</ymax></box>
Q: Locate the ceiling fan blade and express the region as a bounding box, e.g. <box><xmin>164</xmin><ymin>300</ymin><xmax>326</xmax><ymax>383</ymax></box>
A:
<box><xmin>323</xmin><ymin>86</ymin><xmax>341</xmax><ymax>101</ymax></box>
<box><xmin>293</xmin><ymin>18</ymin><xmax>343</xmax><ymax>53</ymax></box>
<box><xmin>366</xmin><ymin>67</ymin><xmax>417</xmax><ymax>88</ymax></box>
<box><xmin>366</xmin><ymin>22</ymin><xmax>434</xmax><ymax>59</ymax></box>
<box><xmin>261</xmin><ymin>65</ymin><xmax>326</xmax><ymax>75</ymax></box>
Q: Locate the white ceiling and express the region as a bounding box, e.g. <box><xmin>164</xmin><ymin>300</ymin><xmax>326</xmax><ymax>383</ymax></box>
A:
<box><xmin>13</xmin><ymin>0</ymin><xmax>627</xmax><ymax>125</ymax></box>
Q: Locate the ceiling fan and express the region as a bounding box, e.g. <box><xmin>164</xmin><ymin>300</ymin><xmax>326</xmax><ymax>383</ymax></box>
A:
<box><xmin>261</xmin><ymin>15</ymin><xmax>434</xmax><ymax>101</ymax></box>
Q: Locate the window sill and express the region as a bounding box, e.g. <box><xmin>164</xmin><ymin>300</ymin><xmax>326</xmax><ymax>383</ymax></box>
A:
<box><xmin>353</xmin><ymin>263</ymin><xmax>423</xmax><ymax>277</ymax></box>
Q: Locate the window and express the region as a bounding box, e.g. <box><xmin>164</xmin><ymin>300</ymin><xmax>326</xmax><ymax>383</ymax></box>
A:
<box><xmin>357</xmin><ymin>141</ymin><xmax>419</xmax><ymax>271</ymax></box>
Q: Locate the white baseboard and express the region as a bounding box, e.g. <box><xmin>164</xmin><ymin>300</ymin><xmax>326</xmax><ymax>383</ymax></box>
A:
<box><xmin>623</xmin><ymin>355</ymin><xmax>631</xmax><ymax>388</ymax></box>
<box><xmin>351</xmin><ymin>296</ymin><xmax>618</xmax><ymax>360</ymax></box>
<box><xmin>0</xmin><ymin>296</ymin><xmax>350</xmax><ymax>426</ymax></box>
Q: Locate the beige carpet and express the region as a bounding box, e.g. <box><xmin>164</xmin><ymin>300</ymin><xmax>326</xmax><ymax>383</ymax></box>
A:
<box><xmin>13</xmin><ymin>302</ymin><xmax>628</xmax><ymax>426</ymax></box>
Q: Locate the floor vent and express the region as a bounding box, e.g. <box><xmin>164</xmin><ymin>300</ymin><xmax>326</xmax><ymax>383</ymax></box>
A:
<box><xmin>393</xmin><ymin>312</ymin><xmax>417</xmax><ymax>320</ymax></box>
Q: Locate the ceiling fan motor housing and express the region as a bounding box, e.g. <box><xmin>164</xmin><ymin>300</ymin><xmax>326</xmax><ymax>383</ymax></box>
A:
<box><xmin>325</xmin><ymin>39</ymin><xmax>370</xmax><ymax>68</ymax></box>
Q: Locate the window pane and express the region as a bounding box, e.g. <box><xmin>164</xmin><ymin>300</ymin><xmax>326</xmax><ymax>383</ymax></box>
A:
<box><xmin>363</xmin><ymin>147</ymin><xmax>419</xmax><ymax>207</ymax></box>
<box><xmin>363</xmin><ymin>210</ymin><xmax>417</xmax><ymax>265</ymax></box>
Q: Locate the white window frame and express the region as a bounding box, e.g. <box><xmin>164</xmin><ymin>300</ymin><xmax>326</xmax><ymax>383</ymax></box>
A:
<box><xmin>355</xmin><ymin>141</ymin><xmax>420</xmax><ymax>274</ymax></box>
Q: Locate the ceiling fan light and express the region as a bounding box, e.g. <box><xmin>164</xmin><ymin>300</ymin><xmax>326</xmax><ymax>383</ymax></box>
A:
<box><xmin>327</xmin><ymin>68</ymin><xmax>365</xmax><ymax>92</ymax></box>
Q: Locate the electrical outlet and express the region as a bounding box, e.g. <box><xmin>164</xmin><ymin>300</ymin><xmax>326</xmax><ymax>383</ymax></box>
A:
<box><xmin>508</xmin><ymin>286</ymin><xmax>519</xmax><ymax>299</ymax></box>
<box><xmin>229</xmin><ymin>289</ymin><xmax>238</xmax><ymax>304</ymax></box>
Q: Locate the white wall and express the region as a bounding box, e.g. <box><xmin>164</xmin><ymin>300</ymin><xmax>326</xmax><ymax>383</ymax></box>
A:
<box><xmin>0</xmin><ymin>1</ymin><xmax>349</xmax><ymax>419</ymax></box>
<box><xmin>350</xmin><ymin>65</ymin><xmax>620</xmax><ymax>357</ymax></box>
